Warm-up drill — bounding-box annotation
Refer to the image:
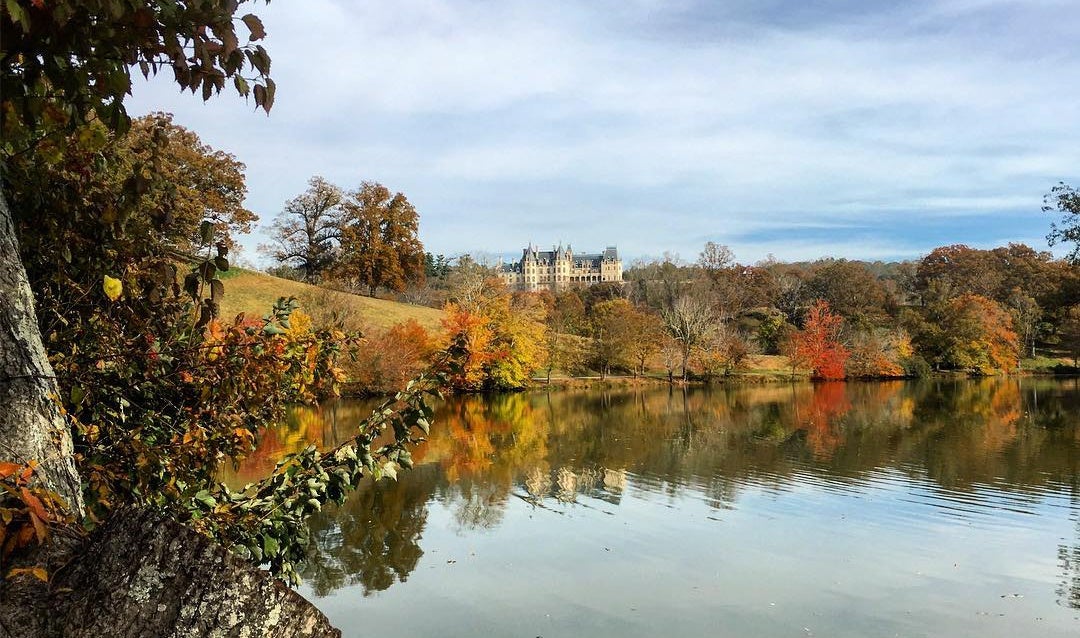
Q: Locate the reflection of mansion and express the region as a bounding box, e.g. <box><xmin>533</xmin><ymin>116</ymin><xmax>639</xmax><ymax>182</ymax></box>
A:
<box><xmin>500</xmin><ymin>243</ymin><xmax>623</xmax><ymax>292</ymax></box>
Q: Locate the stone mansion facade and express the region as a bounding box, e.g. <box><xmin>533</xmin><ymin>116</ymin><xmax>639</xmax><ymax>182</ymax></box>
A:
<box><xmin>500</xmin><ymin>243</ymin><xmax>623</xmax><ymax>292</ymax></box>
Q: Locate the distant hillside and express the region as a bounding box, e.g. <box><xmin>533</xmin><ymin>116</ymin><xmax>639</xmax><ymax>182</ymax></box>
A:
<box><xmin>218</xmin><ymin>270</ymin><xmax>444</xmax><ymax>332</ymax></box>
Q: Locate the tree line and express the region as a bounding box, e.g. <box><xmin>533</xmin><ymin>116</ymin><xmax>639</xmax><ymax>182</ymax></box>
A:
<box><xmin>384</xmin><ymin>229</ymin><xmax>1078</xmax><ymax>390</ymax></box>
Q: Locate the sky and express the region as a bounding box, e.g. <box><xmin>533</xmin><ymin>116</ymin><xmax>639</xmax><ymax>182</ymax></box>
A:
<box><xmin>126</xmin><ymin>0</ymin><xmax>1080</xmax><ymax>266</ymax></box>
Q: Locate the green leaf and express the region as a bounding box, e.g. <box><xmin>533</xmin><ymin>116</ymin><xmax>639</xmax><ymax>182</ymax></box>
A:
<box><xmin>214</xmin><ymin>256</ymin><xmax>230</xmax><ymax>272</ymax></box>
<box><xmin>200</xmin><ymin>220</ymin><xmax>214</xmax><ymax>243</ymax></box>
<box><xmin>262</xmin><ymin>535</ymin><xmax>279</xmax><ymax>558</ymax></box>
<box><xmin>233</xmin><ymin>75</ymin><xmax>249</xmax><ymax>97</ymax></box>
<box><xmin>194</xmin><ymin>490</ymin><xmax>217</xmax><ymax>508</ymax></box>
<box><xmin>4</xmin><ymin>0</ymin><xmax>29</xmax><ymax>32</ymax></box>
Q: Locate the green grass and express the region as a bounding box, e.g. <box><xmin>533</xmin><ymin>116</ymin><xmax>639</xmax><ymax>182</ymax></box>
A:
<box><xmin>218</xmin><ymin>269</ymin><xmax>444</xmax><ymax>332</ymax></box>
<box><xmin>1020</xmin><ymin>354</ymin><xmax>1075</xmax><ymax>373</ymax></box>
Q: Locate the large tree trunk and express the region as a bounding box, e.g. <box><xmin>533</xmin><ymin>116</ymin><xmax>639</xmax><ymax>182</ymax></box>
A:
<box><xmin>0</xmin><ymin>190</ymin><xmax>83</xmax><ymax>515</ymax></box>
<box><xmin>0</xmin><ymin>508</ymin><xmax>340</xmax><ymax>638</ymax></box>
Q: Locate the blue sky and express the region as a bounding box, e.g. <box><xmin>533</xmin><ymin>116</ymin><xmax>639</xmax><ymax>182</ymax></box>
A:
<box><xmin>127</xmin><ymin>0</ymin><xmax>1080</xmax><ymax>265</ymax></box>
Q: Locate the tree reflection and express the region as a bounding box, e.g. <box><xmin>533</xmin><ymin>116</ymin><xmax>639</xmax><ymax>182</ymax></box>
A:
<box><xmin>301</xmin><ymin>466</ymin><xmax>434</xmax><ymax>597</ymax></box>
<box><xmin>235</xmin><ymin>378</ymin><xmax>1080</xmax><ymax>598</ymax></box>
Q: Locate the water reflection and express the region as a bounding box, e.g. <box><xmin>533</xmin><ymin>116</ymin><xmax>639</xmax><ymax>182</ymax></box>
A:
<box><xmin>227</xmin><ymin>378</ymin><xmax>1080</xmax><ymax>632</ymax></box>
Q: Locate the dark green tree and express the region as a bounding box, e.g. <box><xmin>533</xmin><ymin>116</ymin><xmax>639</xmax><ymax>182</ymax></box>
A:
<box><xmin>1044</xmin><ymin>182</ymin><xmax>1080</xmax><ymax>264</ymax></box>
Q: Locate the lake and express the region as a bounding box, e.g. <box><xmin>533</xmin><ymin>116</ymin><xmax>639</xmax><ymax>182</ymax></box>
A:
<box><xmin>228</xmin><ymin>378</ymin><xmax>1080</xmax><ymax>637</ymax></box>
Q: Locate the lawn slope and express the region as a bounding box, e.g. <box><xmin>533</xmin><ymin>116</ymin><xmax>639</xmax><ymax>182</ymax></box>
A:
<box><xmin>218</xmin><ymin>270</ymin><xmax>444</xmax><ymax>332</ymax></box>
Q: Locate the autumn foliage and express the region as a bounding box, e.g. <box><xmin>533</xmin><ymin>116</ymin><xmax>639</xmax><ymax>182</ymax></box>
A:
<box><xmin>347</xmin><ymin>319</ymin><xmax>435</xmax><ymax>394</ymax></box>
<box><xmin>440</xmin><ymin>288</ymin><xmax>546</xmax><ymax>391</ymax></box>
<box><xmin>845</xmin><ymin>330</ymin><xmax>911</xmax><ymax>378</ymax></box>
<box><xmin>791</xmin><ymin>301</ymin><xmax>850</xmax><ymax>380</ymax></box>
<box><xmin>906</xmin><ymin>294</ymin><xmax>1020</xmax><ymax>374</ymax></box>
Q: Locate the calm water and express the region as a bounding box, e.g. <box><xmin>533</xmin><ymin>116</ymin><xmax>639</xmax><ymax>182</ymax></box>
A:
<box><xmin>229</xmin><ymin>378</ymin><xmax>1080</xmax><ymax>637</ymax></box>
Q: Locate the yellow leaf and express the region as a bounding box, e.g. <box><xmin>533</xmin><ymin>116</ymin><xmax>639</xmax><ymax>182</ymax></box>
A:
<box><xmin>103</xmin><ymin>275</ymin><xmax>123</xmax><ymax>301</ymax></box>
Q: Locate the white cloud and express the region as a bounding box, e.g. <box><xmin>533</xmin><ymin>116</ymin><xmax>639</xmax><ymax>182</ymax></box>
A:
<box><xmin>126</xmin><ymin>0</ymin><xmax>1080</xmax><ymax>263</ymax></box>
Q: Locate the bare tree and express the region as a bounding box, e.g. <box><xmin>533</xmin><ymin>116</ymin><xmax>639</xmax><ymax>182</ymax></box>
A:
<box><xmin>262</xmin><ymin>176</ymin><xmax>344</xmax><ymax>283</ymax></box>
<box><xmin>698</xmin><ymin>241</ymin><xmax>734</xmax><ymax>273</ymax></box>
<box><xmin>1007</xmin><ymin>291</ymin><xmax>1041</xmax><ymax>358</ymax></box>
<box><xmin>446</xmin><ymin>255</ymin><xmax>504</xmax><ymax>312</ymax></box>
<box><xmin>660</xmin><ymin>294</ymin><xmax>717</xmax><ymax>381</ymax></box>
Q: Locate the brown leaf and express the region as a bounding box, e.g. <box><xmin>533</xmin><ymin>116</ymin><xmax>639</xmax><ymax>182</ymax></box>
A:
<box><xmin>253</xmin><ymin>84</ymin><xmax>267</xmax><ymax>112</ymax></box>
<box><xmin>241</xmin><ymin>14</ymin><xmax>266</xmax><ymax>41</ymax></box>
<box><xmin>264</xmin><ymin>78</ymin><xmax>276</xmax><ymax>111</ymax></box>
<box><xmin>210</xmin><ymin>279</ymin><xmax>224</xmax><ymax>302</ymax></box>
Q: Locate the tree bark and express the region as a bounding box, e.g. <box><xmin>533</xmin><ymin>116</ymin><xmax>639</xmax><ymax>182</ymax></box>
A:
<box><xmin>0</xmin><ymin>190</ymin><xmax>83</xmax><ymax>515</ymax></box>
<box><xmin>0</xmin><ymin>508</ymin><xmax>340</xmax><ymax>638</ymax></box>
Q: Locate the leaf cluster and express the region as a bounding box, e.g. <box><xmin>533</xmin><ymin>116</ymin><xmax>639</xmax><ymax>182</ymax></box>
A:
<box><xmin>0</xmin><ymin>461</ymin><xmax>76</xmax><ymax>580</ymax></box>
<box><xmin>1</xmin><ymin>0</ymin><xmax>274</xmax><ymax>146</ymax></box>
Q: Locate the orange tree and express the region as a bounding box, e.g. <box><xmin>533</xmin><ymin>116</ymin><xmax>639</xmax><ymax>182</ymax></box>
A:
<box><xmin>441</xmin><ymin>280</ymin><xmax>545</xmax><ymax>391</ymax></box>
<box><xmin>791</xmin><ymin>300</ymin><xmax>850</xmax><ymax>380</ymax></box>
<box><xmin>589</xmin><ymin>298</ymin><xmax>639</xmax><ymax>378</ymax></box>
<box><xmin>335</xmin><ymin>181</ymin><xmax>426</xmax><ymax>296</ymax></box>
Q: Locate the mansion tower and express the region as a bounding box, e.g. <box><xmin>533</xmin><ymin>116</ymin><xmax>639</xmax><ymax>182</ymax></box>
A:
<box><xmin>500</xmin><ymin>243</ymin><xmax>622</xmax><ymax>292</ymax></box>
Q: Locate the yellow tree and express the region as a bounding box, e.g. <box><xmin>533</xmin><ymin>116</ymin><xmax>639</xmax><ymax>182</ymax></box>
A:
<box><xmin>590</xmin><ymin>298</ymin><xmax>639</xmax><ymax>378</ymax></box>
<box><xmin>441</xmin><ymin>282</ymin><xmax>545</xmax><ymax>390</ymax></box>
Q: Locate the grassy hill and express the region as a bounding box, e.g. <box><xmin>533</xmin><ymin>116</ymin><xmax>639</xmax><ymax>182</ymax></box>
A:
<box><xmin>218</xmin><ymin>269</ymin><xmax>444</xmax><ymax>332</ymax></box>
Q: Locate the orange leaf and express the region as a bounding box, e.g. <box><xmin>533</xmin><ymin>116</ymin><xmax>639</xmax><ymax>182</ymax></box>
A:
<box><xmin>20</xmin><ymin>488</ymin><xmax>50</xmax><ymax>522</ymax></box>
<box><xmin>19</xmin><ymin>461</ymin><xmax>38</xmax><ymax>483</ymax></box>
<box><xmin>7</xmin><ymin>566</ymin><xmax>48</xmax><ymax>583</ymax></box>
<box><xmin>0</xmin><ymin>462</ymin><xmax>20</xmax><ymax>479</ymax></box>
<box><xmin>28</xmin><ymin>512</ymin><xmax>48</xmax><ymax>544</ymax></box>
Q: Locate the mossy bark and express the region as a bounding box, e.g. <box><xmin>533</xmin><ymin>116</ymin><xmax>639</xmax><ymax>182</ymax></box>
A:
<box><xmin>1</xmin><ymin>509</ymin><xmax>340</xmax><ymax>638</ymax></box>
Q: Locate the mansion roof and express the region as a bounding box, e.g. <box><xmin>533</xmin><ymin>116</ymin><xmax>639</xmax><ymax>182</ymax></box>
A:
<box><xmin>501</xmin><ymin>244</ymin><xmax>620</xmax><ymax>272</ymax></box>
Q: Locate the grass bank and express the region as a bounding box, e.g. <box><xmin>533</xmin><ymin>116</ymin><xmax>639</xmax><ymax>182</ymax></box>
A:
<box><xmin>217</xmin><ymin>269</ymin><xmax>444</xmax><ymax>332</ymax></box>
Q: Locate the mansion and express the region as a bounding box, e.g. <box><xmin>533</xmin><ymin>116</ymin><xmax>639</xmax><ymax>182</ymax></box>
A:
<box><xmin>500</xmin><ymin>243</ymin><xmax>623</xmax><ymax>292</ymax></box>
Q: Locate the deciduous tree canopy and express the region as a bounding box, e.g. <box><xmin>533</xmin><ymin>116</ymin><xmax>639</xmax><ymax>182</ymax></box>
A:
<box><xmin>264</xmin><ymin>176</ymin><xmax>344</xmax><ymax>283</ymax></box>
<box><xmin>336</xmin><ymin>182</ymin><xmax>425</xmax><ymax>296</ymax></box>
